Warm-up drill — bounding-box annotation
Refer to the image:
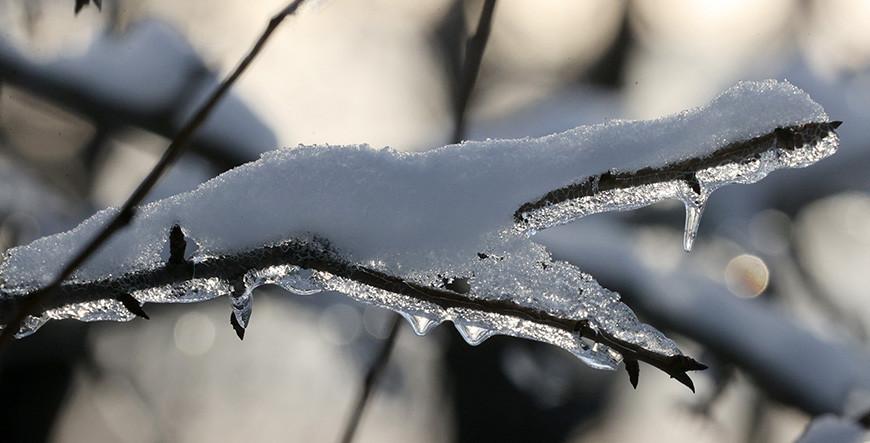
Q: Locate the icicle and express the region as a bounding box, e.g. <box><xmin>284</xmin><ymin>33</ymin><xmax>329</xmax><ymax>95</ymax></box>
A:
<box><xmin>8</xmin><ymin>315</ymin><xmax>47</xmax><ymax>338</ymax></box>
<box><xmin>454</xmin><ymin>322</ymin><xmax>495</xmax><ymax>346</ymax></box>
<box><xmin>400</xmin><ymin>312</ymin><xmax>440</xmax><ymax>336</ymax></box>
<box><xmin>681</xmin><ymin>178</ymin><xmax>708</xmax><ymax>252</ymax></box>
<box><xmin>683</xmin><ymin>202</ymin><xmax>705</xmax><ymax>252</ymax></box>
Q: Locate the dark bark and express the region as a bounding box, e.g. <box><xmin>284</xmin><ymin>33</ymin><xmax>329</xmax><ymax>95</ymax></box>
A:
<box><xmin>0</xmin><ymin>234</ymin><xmax>705</xmax><ymax>388</ymax></box>
<box><xmin>515</xmin><ymin>121</ymin><xmax>841</xmax><ymax>223</ymax></box>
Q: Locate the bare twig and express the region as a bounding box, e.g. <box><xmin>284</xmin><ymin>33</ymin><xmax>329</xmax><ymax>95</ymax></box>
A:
<box><xmin>338</xmin><ymin>3</ymin><xmax>497</xmax><ymax>442</ymax></box>
<box><xmin>0</xmin><ymin>236</ymin><xmax>707</xmax><ymax>381</ymax></box>
<box><xmin>0</xmin><ymin>0</ymin><xmax>308</xmax><ymax>346</ymax></box>
<box><xmin>450</xmin><ymin>0</ymin><xmax>497</xmax><ymax>144</ymax></box>
<box><xmin>337</xmin><ymin>317</ymin><xmax>401</xmax><ymax>443</ymax></box>
<box><xmin>515</xmin><ymin>121</ymin><xmax>842</xmax><ymax>224</ymax></box>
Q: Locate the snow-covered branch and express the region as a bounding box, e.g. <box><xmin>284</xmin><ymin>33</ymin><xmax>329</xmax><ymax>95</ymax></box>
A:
<box><xmin>0</xmin><ymin>80</ymin><xmax>840</xmax><ymax>390</ymax></box>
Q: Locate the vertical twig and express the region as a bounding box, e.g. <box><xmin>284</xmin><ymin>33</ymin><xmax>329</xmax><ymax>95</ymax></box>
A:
<box><xmin>338</xmin><ymin>317</ymin><xmax>402</xmax><ymax>443</ymax></box>
<box><xmin>450</xmin><ymin>0</ymin><xmax>497</xmax><ymax>144</ymax></box>
<box><xmin>0</xmin><ymin>0</ymin><xmax>309</xmax><ymax>346</ymax></box>
<box><xmin>337</xmin><ymin>2</ymin><xmax>497</xmax><ymax>442</ymax></box>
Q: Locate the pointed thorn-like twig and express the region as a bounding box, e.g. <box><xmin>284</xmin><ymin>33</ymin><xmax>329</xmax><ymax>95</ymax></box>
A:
<box><xmin>671</xmin><ymin>371</ymin><xmax>696</xmax><ymax>393</ymax></box>
<box><xmin>684</xmin><ymin>173</ymin><xmax>702</xmax><ymax>195</ymax></box>
<box><xmin>230</xmin><ymin>312</ymin><xmax>246</xmax><ymax>340</ymax></box>
<box><xmin>117</xmin><ymin>294</ymin><xmax>149</xmax><ymax>320</ymax></box>
<box><xmin>168</xmin><ymin>224</ymin><xmax>187</xmax><ymax>265</ymax></box>
<box><xmin>625</xmin><ymin>359</ymin><xmax>639</xmax><ymax>389</ymax></box>
<box><xmin>74</xmin><ymin>0</ymin><xmax>100</xmax><ymax>14</ymax></box>
<box><xmin>678</xmin><ymin>356</ymin><xmax>709</xmax><ymax>372</ymax></box>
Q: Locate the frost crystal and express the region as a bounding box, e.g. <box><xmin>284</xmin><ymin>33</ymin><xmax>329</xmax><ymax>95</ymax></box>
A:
<box><xmin>0</xmin><ymin>80</ymin><xmax>839</xmax><ymax>382</ymax></box>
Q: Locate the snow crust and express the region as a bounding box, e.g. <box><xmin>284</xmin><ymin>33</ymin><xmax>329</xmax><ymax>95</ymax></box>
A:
<box><xmin>0</xmin><ymin>80</ymin><xmax>836</xmax><ymax>369</ymax></box>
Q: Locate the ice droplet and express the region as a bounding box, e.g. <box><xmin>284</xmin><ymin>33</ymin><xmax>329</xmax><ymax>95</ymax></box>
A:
<box><xmin>13</xmin><ymin>315</ymin><xmax>47</xmax><ymax>338</ymax></box>
<box><xmin>455</xmin><ymin>322</ymin><xmax>495</xmax><ymax>346</ymax></box>
<box><xmin>240</xmin><ymin>265</ymin><xmax>323</xmax><ymax>296</ymax></box>
<box><xmin>400</xmin><ymin>312</ymin><xmax>440</xmax><ymax>336</ymax></box>
<box><xmin>276</xmin><ymin>269</ymin><xmax>322</xmax><ymax>296</ymax></box>
<box><xmin>682</xmin><ymin>199</ymin><xmax>706</xmax><ymax>252</ymax></box>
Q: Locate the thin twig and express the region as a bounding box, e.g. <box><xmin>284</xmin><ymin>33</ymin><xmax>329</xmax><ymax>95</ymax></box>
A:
<box><xmin>450</xmin><ymin>0</ymin><xmax>497</xmax><ymax>144</ymax></box>
<box><xmin>0</xmin><ymin>0</ymin><xmax>308</xmax><ymax>346</ymax></box>
<box><xmin>338</xmin><ymin>2</ymin><xmax>497</xmax><ymax>442</ymax></box>
<box><xmin>0</xmin><ymin>235</ymin><xmax>706</xmax><ymax>382</ymax></box>
<box><xmin>337</xmin><ymin>317</ymin><xmax>401</xmax><ymax>443</ymax></box>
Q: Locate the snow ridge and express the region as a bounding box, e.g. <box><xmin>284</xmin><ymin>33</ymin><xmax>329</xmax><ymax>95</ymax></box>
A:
<box><xmin>0</xmin><ymin>80</ymin><xmax>838</xmax><ymax>379</ymax></box>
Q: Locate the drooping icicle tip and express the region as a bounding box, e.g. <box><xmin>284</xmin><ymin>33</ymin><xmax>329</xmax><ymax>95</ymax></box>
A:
<box><xmin>454</xmin><ymin>322</ymin><xmax>495</xmax><ymax>346</ymax></box>
<box><xmin>683</xmin><ymin>201</ymin><xmax>705</xmax><ymax>252</ymax></box>
<box><xmin>400</xmin><ymin>312</ymin><xmax>440</xmax><ymax>336</ymax></box>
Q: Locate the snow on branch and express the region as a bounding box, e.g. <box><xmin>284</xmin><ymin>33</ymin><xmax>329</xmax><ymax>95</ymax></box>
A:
<box><xmin>0</xmin><ymin>80</ymin><xmax>840</xmax><ymax>390</ymax></box>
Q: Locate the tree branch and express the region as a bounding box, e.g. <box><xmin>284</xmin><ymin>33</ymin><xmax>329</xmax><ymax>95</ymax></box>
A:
<box><xmin>0</xmin><ymin>120</ymin><xmax>839</xmax><ymax>382</ymax></box>
<box><xmin>450</xmin><ymin>0</ymin><xmax>496</xmax><ymax>144</ymax></box>
<box><xmin>342</xmin><ymin>2</ymin><xmax>498</xmax><ymax>441</ymax></box>
<box><xmin>515</xmin><ymin>121</ymin><xmax>841</xmax><ymax>225</ymax></box>
<box><xmin>0</xmin><ymin>0</ymin><xmax>308</xmax><ymax>346</ymax></box>
<box><xmin>0</xmin><ymin>232</ymin><xmax>706</xmax><ymax>385</ymax></box>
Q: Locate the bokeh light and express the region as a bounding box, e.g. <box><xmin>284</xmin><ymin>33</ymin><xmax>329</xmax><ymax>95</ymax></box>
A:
<box><xmin>173</xmin><ymin>311</ymin><xmax>217</xmax><ymax>356</ymax></box>
<box><xmin>724</xmin><ymin>254</ymin><xmax>770</xmax><ymax>298</ymax></box>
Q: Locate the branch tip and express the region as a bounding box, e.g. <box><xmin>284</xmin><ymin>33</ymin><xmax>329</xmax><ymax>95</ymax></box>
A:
<box><xmin>230</xmin><ymin>312</ymin><xmax>246</xmax><ymax>340</ymax></box>
<box><xmin>625</xmin><ymin>359</ymin><xmax>640</xmax><ymax>389</ymax></box>
<box><xmin>117</xmin><ymin>294</ymin><xmax>149</xmax><ymax>320</ymax></box>
<box><xmin>168</xmin><ymin>224</ymin><xmax>187</xmax><ymax>265</ymax></box>
<box><xmin>671</xmin><ymin>371</ymin><xmax>696</xmax><ymax>393</ymax></box>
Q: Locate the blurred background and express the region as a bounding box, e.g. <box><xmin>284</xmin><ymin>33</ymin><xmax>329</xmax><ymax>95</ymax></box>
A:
<box><xmin>1</xmin><ymin>0</ymin><xmax>869</xmax><ymax>442</ymax></box>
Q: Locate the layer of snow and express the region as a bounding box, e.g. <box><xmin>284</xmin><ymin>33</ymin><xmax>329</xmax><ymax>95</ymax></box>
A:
<box><xmin>0</xmin><ymin>80</ymin><xmax>836</xmax><ymax>370</ymax></box>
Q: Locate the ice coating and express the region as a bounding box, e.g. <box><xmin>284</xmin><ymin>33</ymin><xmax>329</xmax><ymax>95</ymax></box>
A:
<box><xmin>0</xmin><ymin>80</ymin><xmax>838</xmax><ymax>371</ymax></box>
<box><xmin>0</xmin><ymin>80</ymin><xmax>828</xmax><ymax>286</ymax></box>
<box><xmin>516</xmin><ymin>121</ymin><xmax>840</xmax><ymax>251</ymax></box>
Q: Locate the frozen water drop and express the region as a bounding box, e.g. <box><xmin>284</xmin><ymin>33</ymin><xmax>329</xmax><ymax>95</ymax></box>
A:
<box><xmin>277</xmin><ymin>269</ymin><xmax>322</xmax><ymax>295</ymax></box>
<box><xmin>569</xmin><ymin>339</ymin><xmax>620</xmax><ymax>370</ymax></box>
<box><xmin>454</xmin><ymin>322</ymin><xmax>495</xmax><ymax>346</ymax></box>
<box><xmin>682</xmin><ymin>200</ymin><xmax>706</xmax><ymax>252</ymax></box>
<box><xmin>13</xmin><ymin>315</ymin><xmax>47</xmax><ymax>338</ymax></box>
<box><xmin>400</xmin><ymin>312</ymin><xmax>440</xmax><ymax>336</ymax></box>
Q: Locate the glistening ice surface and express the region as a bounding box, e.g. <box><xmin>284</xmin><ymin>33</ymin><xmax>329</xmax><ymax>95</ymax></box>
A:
<box><xmin>0</xmin><ymin>80</ymin><xmax>838</xmax><ymax>370</ymax></box>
